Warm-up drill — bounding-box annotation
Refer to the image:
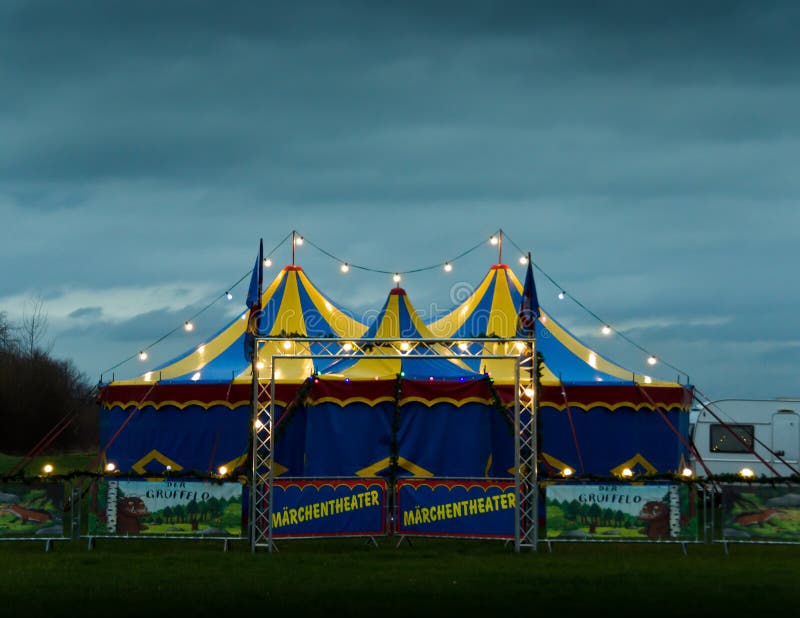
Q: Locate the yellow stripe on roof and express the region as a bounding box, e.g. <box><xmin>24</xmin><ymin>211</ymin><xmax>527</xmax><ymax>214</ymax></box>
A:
<box><xmin>374</xmin><ymin>295</ymin><xmax>401</xmax><ymax>339</ymax></box>
<box><xmin>270</xmin><ymin>271</ymin><xmax>307</xmax><ymax>336</ymax></box>
<box><xmin>426</xmin><ymin>270</ymin><xmax>495</xmax><ymax>337</ymax></box>
<box><xmin>297</xmin><ymin>270</ymin><xmax>367</xmax><ymax>338</ymax></box>
<box><xmin>341</xmin><ymin>357</ymin><xmax>403</xmax><ymax>380</ymax></box>
<box><xmin>487</xmin><ymin>270</ymin><xmax>518</xmax><ymax>338</ymax></box>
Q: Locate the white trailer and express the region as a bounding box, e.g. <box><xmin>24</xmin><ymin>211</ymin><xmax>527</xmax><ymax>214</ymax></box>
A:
<box><xmin>690</xmin><ymin>398</ymin><xmax>800</xmax><ymax>478</ymax></box>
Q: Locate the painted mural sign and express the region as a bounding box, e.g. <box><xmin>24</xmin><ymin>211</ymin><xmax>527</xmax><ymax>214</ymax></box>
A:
<box><xmin>721</xmin><ymin>484</ymin><xmax>800</xmax><ymax>542</ymax></box>
<box><xmin>396</xmin><ymin>479</ymin><xmax>515</xmax><ymax>539</ymax></box>
<box><xmin>546</xmin><ymin>483</ymin><xmax>696</xmax><ymax>540</ymax></box>
<box><xmin>88</xmin><ymin>479</ymin><xmax>244</xmax><ymax>537</ymax></box>
<box><xmin>271</xmin><ymin>479</ymin><xmax>387</xmax><ymax>538</ymax></box>
<box><xmin>0</xmin><ymin>482</ymin><xmax>66</xmax><ymax>538</ymax></box>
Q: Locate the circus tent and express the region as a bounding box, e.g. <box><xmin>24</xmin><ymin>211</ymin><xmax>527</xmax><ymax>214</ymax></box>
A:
<box><xmin>423</xmin><ymin>262</ymin><xmax>692</xmax><ymax>476</ymax></box>
<box><xmin>97</xmin><ymin>256</ymin><xmax>692</xmax><ymax>478</ymax></box>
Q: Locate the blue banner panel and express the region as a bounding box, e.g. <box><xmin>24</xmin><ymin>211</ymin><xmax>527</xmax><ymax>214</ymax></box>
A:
<box><xmin>721</xmin><ymin>483</ymin><xmax>800</xmax><ymax>542</ymax></box>
<box><xmin>303</xmin><ymin>402</ymin><xmax>393</xmax><ymax>477</ymax></box>
<box><xmin>87</xmin><ymin>479</ymin><xmax>244</xmax><ymax>537</ymax></box>
<box><xmin>0</xmin><ymin>482</ymin><xmax>66</xmax><ymax>538</ymax></box>
<box><xmin>397</xmin><ymin>402</ymin><xmax>494</xmax><ymax>478</ymax></box>
<box><xmin>396</xmin><ymin>479</ymin><xmax>515</xmax><ymax>539</ymax></box>
<box><xmin>271</xmin><ymin>479</ymin><xmax>387</xmax><ymax>538</ymax></box>
<box><xmin>546</xmin><ymin>483</ymin><xmax>696</xmax><ymax>540</ymax></box>
<box><xmin>540</xmin><ymin>405</ymin><xmax>688</xmax><ymax>476</ymax></box>
<box><xmin>101</xmin><ymin>404</ymin><xmax>251</xmax><ymax>474</ymax></box>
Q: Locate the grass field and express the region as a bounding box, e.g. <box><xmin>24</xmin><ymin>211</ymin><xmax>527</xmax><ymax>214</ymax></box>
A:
<box><xmin>3</xmin><ymin>454</ymin><xmax>798</xmax><ymax>616</ymax></box>
<box><xmin>1</xmin><ymin>536</ymin><xmax>798</xmax><ymax>617</ymax></box>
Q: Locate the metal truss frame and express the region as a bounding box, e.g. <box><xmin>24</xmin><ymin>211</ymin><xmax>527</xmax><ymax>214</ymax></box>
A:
<box><xmin>249</xmin><ymin>337</ymin><xmax>537</xmax><ymax>553</ymax></box>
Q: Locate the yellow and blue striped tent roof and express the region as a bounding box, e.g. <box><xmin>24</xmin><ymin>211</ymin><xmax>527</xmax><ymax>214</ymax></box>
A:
<box><xmin>318</xmin><ymin>287</ymin><xmax>480</xmax><ymax>381</ymax></box>
<box><xmin>426</xmin><ymin>264</ymin><xmax>675</xmax><ymax>387</ymax></box>
<box><xmin>113</xmin><ymin>265</ymin><xmax>367</xmax><ymax>385</ymax></box>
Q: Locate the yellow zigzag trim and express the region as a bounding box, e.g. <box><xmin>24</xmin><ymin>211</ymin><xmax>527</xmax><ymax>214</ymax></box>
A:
<box><xmin>547</xmin><ymin>401</ymin><xmax>688</xmax><ymax>412</ymax></box>
<box><xmin>610</xmin><ymin>453</ymin><xmax>657</xmax><ymax>476</ymax></box>
<box><xmin>398</xmin><ymin>396</ymin><xmax>495</xmax><ymax>407</ymax></box>
<box><xmin>103</xmin><ymin>399</ymin><xmax>290</xmax><ymax>411</ymax></box>
<box><xmin>356</xmin><ymin>457</ymin><xmax>433</xmax><ymax>478</ymax></box>
<box><xmin>132</xmin><ymin>449</ymin><xmax>183</xmax><ymax>475</ymax></box>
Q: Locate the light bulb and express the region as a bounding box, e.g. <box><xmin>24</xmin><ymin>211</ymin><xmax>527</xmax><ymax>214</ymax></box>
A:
<box><xmin>218</xmin><ymin>466</ymin><xmax>228</xmax><ymax>476</ymax></box>
<box><xmin>282</xmin><ymin>340</ymin><xmax>291</xmax><ymax>350</ymax></box>
<box><xmin>226</xmin><ymin>291</ymin><xmax>233</xmax><ymax>300</ymax></box>
<box><xmin>138</xmin><ymin>351</ymin><xmax>148</xmax><ymax>361</ymax></box>
<box><xmin>393</xmin><ymin>273</ymin><xmax>401</xmax><ymax>283</ymax></box>
<box><xmin>444</xmin><ymin>262</ymin><xmax>453</xmax><ymax>272</ymax></box>
<box><xmin>601</xmin><ymin>325</ymin><xmax>611</xmax><ymax>335</ymax></box>
<box><xmin>295</xmin><ymin>236</ymin><xmax>304</xmax><ymax>246</ymax></box>
<box><xmin>558</xmin><ymin>291</ymin><xmax>565</xmax><ymax>300</ymax></box>
<box><xmin>489</xmin><ymin>235</ymin><xmax>498</xmax><ymax>246</ymax></box>
<box><xmin>519</xmin><ymin>255</ymin><xmax>528</xmax><ymax>265</ymax></box>
<box><xmin>562</xmin><ymin>467</ymin><xmax>574</xmax><ymax>477</ymax></box>
<box><xmin>263</xmin><ymin>257</ymin><xmax>272</xmax><ymax>267</ymax></box>
<box><xmin>400</xmin><ymin>341</ymin><xmax>410</xmax><ymax>351</ymax></box>
<box><xmin>184</xmin><ymin>321</ymin><xmax>194</xmax><ymax>332</ymax></box>
<box><xmin>739</xmin><ymin>467</ymin><xmax>755</xmax><ymax>479</ymax></box>
<box><xmin>42</xmin><ymin>464</ymin><xmax>54</xmax><ymax>474</ymax></box>
<box><xmin>191</xmin><ymin>371</ymin><xmax>201</xmax><ymax>381</ymax></box>
<box><xmin>256</xmin><ymin>361</ymin><xmax>264</xmax><ymax>370</ymax></box>
<box><xmin>106</xmin><ymin>462</ymin><xmax>117</xmax><ymax>472</ymax></box>
<box><xmin>340</xmin><ymin>262</ymin><xmax>350</xmax><ymax>273</ymax></box>
<box><xmin>647</xmin><ymin>355</ymin><xmax>657</xmax><ymax>366</ymax></box>
<box><xmin>457</xmin><ymin>342</ymin><xmax>469</xmax><ymax>351</ymax></box>
<box><xmin>342</xmin><ymin>342</ymin><xmax>353</xmax><ymax>352</ymax></box>
<box><xmin>621</xmin><ymin>468</ymin><xmax>633</xmax><ymax>478</ymax></box>
<box><xmin>681</xmin><ymin>468</ymin><xmax>693</xmax><ymax>478</ymax></box>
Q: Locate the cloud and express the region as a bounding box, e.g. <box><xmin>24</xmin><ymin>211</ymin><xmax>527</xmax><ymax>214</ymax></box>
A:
<box><xmin>1</xmin><ymin>1</ymin><xmax>799</xmax><ymax>398</ymax></box>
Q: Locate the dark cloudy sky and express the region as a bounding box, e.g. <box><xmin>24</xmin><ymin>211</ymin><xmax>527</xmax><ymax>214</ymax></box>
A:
<box><xmin>2</xmin><ymin>1</ymin><xmax>798</xmax><ymax>401</ymax></box>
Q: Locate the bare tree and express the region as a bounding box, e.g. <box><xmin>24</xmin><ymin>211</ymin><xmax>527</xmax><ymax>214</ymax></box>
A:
<box><xmin>0</xmin><ymin>310</ymin><xmax>17</xmax><ymax>351</ymax></box>
<box><xmin>20</xmin><ymin>297</ymin><xmax>51</xmax><ymax>357</ymax></box>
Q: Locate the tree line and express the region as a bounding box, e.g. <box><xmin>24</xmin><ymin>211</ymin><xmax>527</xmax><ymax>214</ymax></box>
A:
<box><xmin>0</xmin><ymin>306</ymin><xmax>98</xmax><ymax>455</ymax></box>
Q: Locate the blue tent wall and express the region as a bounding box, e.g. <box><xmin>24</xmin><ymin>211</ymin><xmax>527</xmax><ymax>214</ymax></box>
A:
<box><xmin>100</xmin><ymin>403</ymin><xmax>250</xmax><ymax>474</ymax></box>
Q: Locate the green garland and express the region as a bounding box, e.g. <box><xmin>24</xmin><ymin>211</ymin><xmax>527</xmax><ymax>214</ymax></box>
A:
<box><xmin>388</xmin><ymin>374</ymin><xmax>403</xmax><ymax>489</ymax></box>
<box><xmin>484</xmin><ymin>375</ymin><xmax>515</xmax><ymax>435</ymax></box>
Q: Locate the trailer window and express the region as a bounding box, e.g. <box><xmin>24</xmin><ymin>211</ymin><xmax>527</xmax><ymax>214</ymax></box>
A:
<box><xmin>710</xmin><ymin>424</ymin><xmax>755</xmax><ymax>453</ymax></box>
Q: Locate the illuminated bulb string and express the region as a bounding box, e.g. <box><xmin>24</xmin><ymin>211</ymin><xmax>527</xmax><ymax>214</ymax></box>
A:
<box><xmin>99</xmin><ymin>232</ymin><xmax>293</xmax><ymax>379</ymax></box>
<box><xmin>503</xmin><ymin>231</ymin><xmax>689</xmax><ymax>382</ymax></box>
<box><xmin>302</xmin><ymin>235</ymin><xmax>487</xmax><ymax>277</ymax></box>
<box><xmin>102</xmin><ymin>228</ymin><xmax>688</xmax><ymax>384</ymax></box>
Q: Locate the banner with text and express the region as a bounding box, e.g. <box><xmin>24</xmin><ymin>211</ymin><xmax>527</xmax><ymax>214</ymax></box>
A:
<box><xmin>88</xmin><ymin>479</ymin><xmax>244</xmax><ymax>537</ymax></box>
<box><xmin>546</xmin><ymin>483</ymin><xmax>697</xmax><ymax>540</ymax></box>
<box><xmin>271</xmin><ymin>479</ymin><xmax>387</xmax><ymax>538</ymax></box>
<box><xmin>721</xmin><ymin>483</ymin><xmax>800</xmax><ymax>542</ymax></box>
<box><xmin>396</xmin><ymin>479</ymin><xmax>516</xmax><ymax>539</ymax></box>
<box><xmin>0</xmin><ymin>481</ymin><xmax>66</xmax><ymax>538</ymax></box>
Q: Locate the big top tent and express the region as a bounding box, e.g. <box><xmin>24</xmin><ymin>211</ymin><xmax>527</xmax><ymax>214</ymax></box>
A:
<box><xmin>97</xmin><ymin>240</ymin><xmax>693</xmax><ymax>480</ymax></box>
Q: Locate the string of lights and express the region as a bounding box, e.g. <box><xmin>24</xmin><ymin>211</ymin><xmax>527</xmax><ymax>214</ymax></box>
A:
<box><xmin>101</xmin><ymin>228</ymin><xmax>689</xmax><ymax>383</ymax></box>
<box><xmin>99</xmin><ymin>232</ymin><xmax>293</xmax><ymax>378</ymax></box>
<box><xmin>502</xmin><ymin>231</ymin><xmax>689</xmax><ymax>382</ymax></box>
<box><xmin>302</xmin><ymin>234</ymin><xmax>487</xmax><ymax>279</ymax></box>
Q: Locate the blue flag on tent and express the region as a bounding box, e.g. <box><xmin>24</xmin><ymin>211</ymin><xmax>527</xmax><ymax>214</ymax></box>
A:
<box><xmin>517</xmin><ymin>252</ymin><xmax>540</xmax><ymax>338</ymax></box>
<box><xmin>244</xmin><ymin>239</ymin><xmax>264</xmax><ymax>362</ymax></box>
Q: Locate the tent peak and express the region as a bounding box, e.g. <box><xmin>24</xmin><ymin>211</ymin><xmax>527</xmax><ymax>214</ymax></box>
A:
<box><xmin>283</xmin><ymin>265</ymin><xmax>303</xmax><ymax>272</ymax></box>
<box><xmin>389</xmin><ymin>287</ymin><xmax>407</xmax><ymax>296</ymax></box>
<box><xmin>490</xmin><ymin>263</ymin><xmax>511</xmax><ymax>271</ymax></box>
